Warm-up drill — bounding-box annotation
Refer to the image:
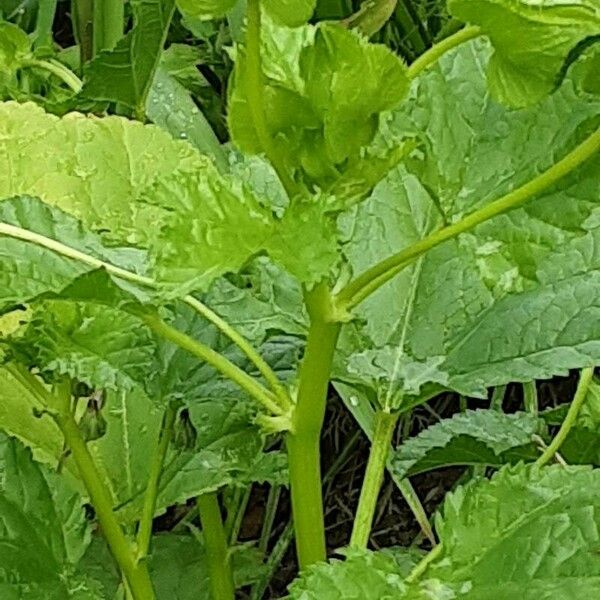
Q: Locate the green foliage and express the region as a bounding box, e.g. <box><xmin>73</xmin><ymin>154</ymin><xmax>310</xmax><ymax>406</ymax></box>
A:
<box><xmin>80</xmin><ymin>0</ymin><xmax>176</xmax><ymax>115</ymax></box>
<box><xmin>0</xmin><ymin>436</ymin><xmax>96</xmax><ymax>598</ymax></box>
<box><xmin>177</xmin><ymin>0</ymin><xmax>239</xmax><ymax>20</ymax></box>
<box><xmin>262</xmin><ymin>0</ymin><xmax>317</xmax><ymax>26</ymax></box>
<box><xmin>337</xmin><ymin>41</ymin><xmax>600</xmax><ymax>406</ymax></box>
<box><xmin>391</xmin><ymin>409</ymin><xmax>543</xmax><ymax>478</ymax></box>
<box><xmin>448</xmin><ymin>0</ymin><xmax>600</xmax><ymax>107</ymax></box>
<box><xmin>291</xmin><ymin>465</ymin><xmax>600</xmax><ymax>597</ymax></box>
<box><xmin>229</xmin><ymin>20</ymin><xmax>409</xmax><ymax>195</ymax></box>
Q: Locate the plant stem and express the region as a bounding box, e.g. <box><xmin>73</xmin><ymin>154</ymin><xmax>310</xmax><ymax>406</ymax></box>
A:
<box><xmin>490</xmin><ymin>384</ymin><xmax>507</xmax><ymax>411</ymax></box>
<box><xmin>197</xmin><ymin>493</ymin><xmax>235</xmax><ymax>600</ymax></box>
<box><xmin>405</xmin><ymin>542</ymin><xmax>443</xmax><ymax>583</ymax></box>
<box><xmin>245</xmin><ymin>0</ymin><xmax>298</xmax><ymax>198</ymax></box>
<box><xmin>33</xmin><ymin>0</ymin><xmax>58</xmax><ymax>49</ymax></box>
<box><xmin>350</xmin><ymin>410</ymin><xmax>399</xmax><ymax>549</ymax></box>
<box><xmin>287</xmin><ymin>284</ymin><xmax>341</xmax><ymax>568</ymax></box>
<box><xmin>336</xmin><ymin>126</ymin><xmax>600</xmax><ymax>311</ymax></box>
<box><xmin>523</xmin><ymin>381</ymin><xmax>538</xmax><ymax>417</ymax></box>
<box><xmin>136</xmin><ymin>401</ymin><xmax>179</xmax><ymax>560</ymax></box>
<box><xmin>406</xmin><ymin>25</ymin><xmax>482</xmax><ymax>79</ymax></box>
<box><xmin>536</xmin><ymin>367</ymin><xmax>594</xmax><ymax>467</ymax></box>
<box><xmin>139</xmin><ymin>312</ymin><xmax>284</xmax><ymax>417</ymax></box>
<box><xmin>72</xmin><ymin>0</ymin><xmax>94</xmax><ymax>64</ymax></box>
<box><xmin>226</xmin><ymin>485</ymin><xmax>251</xmax><ymax>545</ymax></box>
<box><xmin>184</xmin><ymin>296</ymin><xmax>291</xmax><ymax>409</ymax></box>
<box><xmin>93</xmin><ymin>0</ymin><xmax>124</xmax><ymax>54</ymax></box>
<box><xmin>0</xmin><ymin>223</ymin><xmax>287</xmax><ymax>410</ymax></box>
<box><xmin>258</xmin><ymin>485</ymin><xmax>281</xmax><ymax>554</ymax></box>
<box><xmin>49</xmin><ymin>382</ymin><xmax>155</xmax><ymax>600</ymax></box>
<box><xmin>20</xmin><ymin>59</ymin><xmax>83</xmax><ymax>93</ymax></box>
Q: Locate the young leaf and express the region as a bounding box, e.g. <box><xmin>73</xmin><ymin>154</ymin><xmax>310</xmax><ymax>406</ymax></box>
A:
<box><xmin>448</xmin><ymin>0</ymin><xmax>600</xmax><ymax>107</ymax></box>
<box><xmin>391</xmin><ymin>409</ymin><xmax>542</xmax><ymax>478</ymax></box>
<box><xmin>80</xmin><ymin>0</ymin><xmax>176</xmax><ymax>116</ymax></box>
<box><xmin>0</xmin><ymin>436</ymin><xmax>95</xmax><ymax>598</ymax></box>
<box><xmin>338</xmin><ymin>41</ymin><xmax>600</xmax><ymax>404</ymax></box>
<box><xmin>0</xmin><ymin>21</ymin><xmax>30</xmax><ymax>81</ymax></box>
<box><xmin>229</xmin><ymin>21</ymin><xmax>409</xmax><ymax>193</ymax></box>
<box><xmin>262</xmin><ymin>0</ymin><xmax>316</xmax><ymax>26</ymax></box>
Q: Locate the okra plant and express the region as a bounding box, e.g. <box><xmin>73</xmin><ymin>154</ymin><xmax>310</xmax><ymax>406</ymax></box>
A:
<box><xmin>0</xmin><ymin>0</ymin><xmax>599</xmax><ymax>598</ymax></box>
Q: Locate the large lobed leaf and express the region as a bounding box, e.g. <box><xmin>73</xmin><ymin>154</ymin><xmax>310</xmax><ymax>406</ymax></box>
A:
<box><xmin>449</xmin><ymin>0</ymin><xmax>600</xmax><ymax>107</ymax></box>
<box><xmin>337</xmin><ymin>40</ymin><xmax>600</xmax><ymax>407</ymax></box>
<box><xmin>289</xmin><ymin>464</ymin><xmax>600</xmax><ymax>598</ymax></box>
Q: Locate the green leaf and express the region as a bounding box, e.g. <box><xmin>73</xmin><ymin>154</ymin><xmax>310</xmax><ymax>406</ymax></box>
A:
<box><xmin>0</xmin><ymin>436</ymin><xmax>93</xmax><ymax>598</ymax></box>
<box><xmin>0</xmin><ymin>103</ymin><xmax>209</xmax><ymax>246</ymax></box>
<box><xmin>262</xmin><ymin>0</ymin><xmax>316</xmax><ymax>26</ymax></box>
<box><xmin>391</xmin><ymin>409</ymin><xmax>542</xmax><ymax>478</ymax></box>
<box><xmin>229</xmin><ymin>21</ymin><xmax>409</xmax><ymax>194</ymax></box>
<box><xmin>342</xmin><ymin>0</ymin><xmax>398</xmax><ymax>37</ymax></box>
<box><xmin>290</xmin><ymin>465</ymin><xmax>600</xmax><ymax>597</ymax></box>
<box><xmin>0</xmin><ymin>196</ymin><xmax>150</xmax><ymax>315</ymax></box>
<box><xmin>417</xmin><ymin>465</ymin><xmax>600</xmax><ymax>596</ymax></box>
<box><xmin>150</xmin><ymin>168</ymin><xmax>338</xmax><ymax>292</ymax></box>
<box><xmin>0</xmin><ymin>21</ymin><xmax>30</xmax><ymax>75</ymax></box>
<box><xmin>80</xmin><ymin>0</ymin><xmax>176</xmax><ymax>114</ymax></box>
<box><xmin>0</xmin><ymin>365</ymin><xmax>64</xmax><ymax>469</ymax></box>
<box><xmin>147</xmin><ymin>65</ymin><xmax>227</xmax><ymax>170</ymax></box>
<box><xmin>288</xmin><ymin>547</ymin><xmax>419</xmax><ymax>599</ymax></box>
<box><xmin>448</xmin><ymin>0</ymin><xmax>600</xmax><ymax>107</ymax></box>
<box><xmin>338</xmin><ymin>41</ymin><xmax>600</xmax><ymax>404</ymax></box>
<box><xmin>176</xmin><ymin>0</ymin><xmax>238</xmax><ymax>20</ymax></box>
<box><xmin>14</xmin><ymin>300</ymin><xmax>156</xmax><ymax>391</ymax></box>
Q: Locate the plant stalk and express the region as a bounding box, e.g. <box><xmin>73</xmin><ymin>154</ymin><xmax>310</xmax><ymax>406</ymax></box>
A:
<box><xmin>336</xmin><ymin>126</ymin><xmax>600</xmax><ymax>311</ymax></box>
<box><xmin>245</xmin><ymin>0</ymin><xmax>298</xmax><ymax>198</ymax></box>
<box><xmin>72</xmin><ymin>0</ymin><xmax>94</xmax><ymax>64</ymax></box>
<box><xmin>20</xmin><ymin>59</ymin><xmax>83</xmax><ymax>93</ymax></box>
<box><xmin>350</xmin><ymin>410</ymin><xmax>399</xmax><ymax>549</ymax></box>
<box><xmin>406</xmin><ymin>25</ymin><xmax>482</xmax><ymax>79</ymax></box>
<box><xmin>287</xmin><ymin>284</ymin><xmax>341</xmax><ymax>568</ymax></box>
<box><xmin>93</xmin><ymin>0</ymin><xmax>124</xmax><ymax>54</ymax></box>
<box><xmin>52</xmin><ymin>385</ymin><xmax>155</xmax><ymax>600</ymax></box>
<box><xmin>139</xmin><ymin>312</ymin><xmax>284</xmax><ymax>417</ymax></box>
<box><xmin>536</xmin><ymin>367</ymin><xmax>594</xmax><ymax>467</ymax></box>
<box><xmin>197</xmin><ymin>493</ymin><xmax>235</xmax><ymax>600</ymax></box>
<box><xmin>33</xmin><ymin>0</ymin><xmax>58</xmax><ymax>49</ymax></box>
<box><xmin>136</xmin><ymin>401</ymin><xmax>179</xmax><ymax>560</ymax></box>
<box><xmin>523</xmin><ymin>381</ymin><xmax>538</xmax><ymax>417</ymax></box>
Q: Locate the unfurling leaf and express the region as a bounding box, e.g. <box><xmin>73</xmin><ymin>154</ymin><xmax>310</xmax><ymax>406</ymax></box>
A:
<box><xmin>262</xmin><ymin>0</ymin><xmax>316</xmax><ymax>26</ymax></box>
<box><xmin>229</xmin><ymin>21</ymin><xmax>409</xmax><ymax>194</ymax></box>
<box><xmin>176</xmin><ymin>0</ymin><xmax>238</xmax><ymax>20</ymax></box>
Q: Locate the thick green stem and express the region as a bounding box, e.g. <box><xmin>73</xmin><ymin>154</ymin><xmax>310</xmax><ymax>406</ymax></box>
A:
<box><xmin>287</xmin><ymin>284</ymin><xmax>341</xmax><ymax>568</ymax></box>
<box><xmin>20</xmin><ymin>59</ymin><xmax>83</xmax><ymax>93</ymax></box>
<box><xmin>245</xmin><ymin>0</ymin><xmax>298</xmax><ymax>198</ymax></box>
<box><xmin>536</xmin><ymin>367</ymin><xmax>594</xmax><ymax>467</ymax></box>
<box><xmin>336</xmin><ymin>127</ymin><xmax>600</xmax><ymax>311</ymax></box>
<box><xmin>72</xmin><ymin>0</ymin><xmax>94</xmax><ymax>64</ymax></box>
<box><xmin>136</xmin><ymin>401</ymin><xmax>179</xmax><ymax>560</ymax></box>
<box><xmin>406</xmin><ymin>26</ymin><xmax>482</xmax><ymax>79</ymax></box>
<box><xmin>0</xmin><ymin>222</ymin><xmax>287</xmax><ymax>410</ymax></box>
<box><xmin>51</xmin><ymin>385</ymin><xmax>155</xmax><ymax>600</ymax></box>
<box><xmin>350</xmin><ymin>410</ymin><xmax>399</xmax><ymax>549</ymax></box>
<box><xmin>139</xmin><ymin>312</ymin><xmax>284</xmax><ymax>417</ymax></box>
<box><xmin>197</xmin><ymin>493</ymin><xmax>235</xmax><ymax>600</ymax></box>
<box><xmin>93</xmin><ymin>0</ymin><xmax>124</xmax><ymax>54</ymax></box>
